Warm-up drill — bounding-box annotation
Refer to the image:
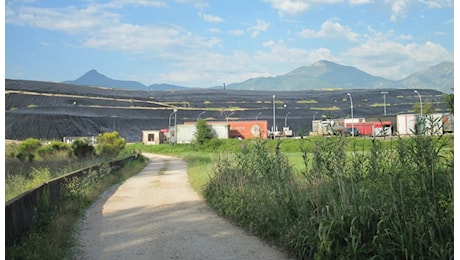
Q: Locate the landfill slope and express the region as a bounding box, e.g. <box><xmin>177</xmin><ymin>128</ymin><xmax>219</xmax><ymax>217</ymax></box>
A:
<box><xmin>5</xmin><ymin>79</ymin><xmax>448</xmax><ymax>142</ymax></box>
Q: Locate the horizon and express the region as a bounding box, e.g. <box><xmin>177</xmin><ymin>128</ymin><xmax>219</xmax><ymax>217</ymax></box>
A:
<box><xmin>6</xmin><ymin>0</ymin><xmax>454</xmax><ymax>88</ymax></box>
<box><xmin>63</xmin><ymin>59</ymin><xmax>453</xmax><ymax>89</ymax></box>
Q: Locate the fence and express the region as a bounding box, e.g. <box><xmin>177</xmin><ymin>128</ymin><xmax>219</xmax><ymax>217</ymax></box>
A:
<box><xmin>5</xmin><ymin>155</ymin><xmax>138</xmax><ymax>247</ymax></box>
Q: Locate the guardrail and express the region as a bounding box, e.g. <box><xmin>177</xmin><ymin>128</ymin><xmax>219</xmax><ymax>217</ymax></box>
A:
<box><xmin>5</xmin><ymin>155</ymin><xmax>139</xmax><ymax>247</ymax></box>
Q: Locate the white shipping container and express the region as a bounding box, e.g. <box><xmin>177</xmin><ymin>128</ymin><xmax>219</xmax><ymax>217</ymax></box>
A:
<box><xmin>397</xmin><ymin>114</ymin><xmax>417</xmax><ymax>135</ymax></box>
<box><xmin>175</xmin><ymin>124</ymin><xmax>230</xmax><ymax>144</ymax></box>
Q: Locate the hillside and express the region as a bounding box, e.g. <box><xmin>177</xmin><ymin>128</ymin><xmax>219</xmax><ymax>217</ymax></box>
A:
<box><xmin>64</xmin><ymin>69</ymin><xmax>187</xmax><ymax>91</ymax></box>
<box><xmin>63</xmin><ymin>61</ymin><xmax>453</xmax><ymax>93</ymax></box>
<box><xmin>5</xmin><ymin>79</ymin><xmax>450</xmax><ymax>142</ymax></box>
<box><xmin>227</xmin><ymin>60</ymin><xmax>453</xmax><ymax>93</ymax></box>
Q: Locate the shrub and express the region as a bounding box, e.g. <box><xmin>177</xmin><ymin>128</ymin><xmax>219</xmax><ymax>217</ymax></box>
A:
<box><xmin>16</xmin><ymin>138</ymin><xmax>42</xmax><ymax>162</ymax></box>
<box><xmin>71</xmin><ymin>139</ymin><xmax>95</xmax><ymax>159</ymax></box>
<box><xmin>95</xmin><ymin>131</ymin><xmax>126</xmax><ymax>158</ymax></box>
<box><xmin>194</xmin><ymin>119</ymin><xmax>215</xmax><ymax>146</ymax></box>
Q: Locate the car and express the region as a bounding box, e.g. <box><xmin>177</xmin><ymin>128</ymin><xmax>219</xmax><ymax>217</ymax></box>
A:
<box><xmin>343</xmin><ymin>127</ymin><xmax>361</xmax><ymax>137</ymax></box>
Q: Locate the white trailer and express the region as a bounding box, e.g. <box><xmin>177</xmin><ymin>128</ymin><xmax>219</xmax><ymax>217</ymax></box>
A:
<box><xmin>397</xmin><ymin>114</ymin><xmax>417</xmax><ymax>135</ymax></box>
<box><xmin>175</xmin><ymin>124</ymin><xmax>230</xmax><ymax>144</ymax></box>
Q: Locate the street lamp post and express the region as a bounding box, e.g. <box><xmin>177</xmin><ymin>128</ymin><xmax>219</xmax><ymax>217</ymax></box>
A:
<box><xmin>414</xmin><ymin>90</ymin><xmax>423</xmax><ymax>116</ymax></box>
<box><xmin>284</xmin><ymin>112</ymin><xmax>290</xmax><ymax>127</ymax></box>
<box><xmin>381</xmin><ymin>91</ymin><xmax>388</xmax><ymax>116</ymax></box>
<box><xmin>347</xmin><ymin>93</ymin><xmax>354</xmax><ymax>137</ymax></box>
<box><xmin>174</xmin><ymin>111</ymin><xmax>177</xmax><ymax>146</ymax></box>
<box><xmin>256</xmin><ymin>112</ymin><xmax>262</xmax><ymax>121</ymax></box>
<box><xmin>272</xmin><ymin>95</ymin><xmax>276</xmax><ymax>138</ymax></box>
<box><xmin>226</xmin><ymin>112</ymin><xmax>234</xmax><ymax>123</ymax></box>
<box><xmin>168</xmin><ymin>109</ymin><xmax>177</xmax><ymax>145</ymax></box>
<box><xmin>197</xmin><ymin>111</ymin><xmax>206</xmax><ymax>121</ymax></box>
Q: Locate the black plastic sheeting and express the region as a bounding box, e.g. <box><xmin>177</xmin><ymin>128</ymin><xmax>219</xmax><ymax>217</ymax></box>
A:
<box><xmin>6</xmin><ymin>79</ymin><xmax>449</xmax><ymax>142</ymax></box>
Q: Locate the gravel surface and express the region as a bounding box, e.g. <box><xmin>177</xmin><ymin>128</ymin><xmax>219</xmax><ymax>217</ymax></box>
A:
<box><xmin>75</xmin><ymin>153</ymin><xmax>291</xmax><ymax>259</ymax></box>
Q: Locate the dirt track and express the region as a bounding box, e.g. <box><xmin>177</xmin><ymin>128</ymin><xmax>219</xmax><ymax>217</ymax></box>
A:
<box><xmin>75</xmin><ymin>153</ymin><xmax>290</xmax><ymax>259</ymax></box>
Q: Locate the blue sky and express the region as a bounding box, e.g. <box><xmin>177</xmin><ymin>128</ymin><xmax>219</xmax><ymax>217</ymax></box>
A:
<box><xmin>5</xmin><ymin>0</ymin><xmax>454</xmax><ymax>88</ymax></box>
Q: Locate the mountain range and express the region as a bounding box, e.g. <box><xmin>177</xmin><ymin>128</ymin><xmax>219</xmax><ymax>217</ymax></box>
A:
<box><xmin>64</xmin><ymin>60</ymin><xmax>454</xmax><ymax>93</ymax></box>
<box><xmin>64</xmin><ymin>69</ymin><xmax>187</xmax><ymax>91</ymax></box>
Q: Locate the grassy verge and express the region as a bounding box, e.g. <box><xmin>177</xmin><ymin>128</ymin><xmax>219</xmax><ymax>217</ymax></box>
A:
<box><xmin>6</xmin><ymin>155</ymin><xmax>149</xmax><ymax>259</ymax></box>
<box><xmin>202</xmin><ymin>135</ymin><xmax>453</xmax><ymax>259</ymax></box>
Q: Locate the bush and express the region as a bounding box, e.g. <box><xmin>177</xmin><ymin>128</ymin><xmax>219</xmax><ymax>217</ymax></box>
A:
<box><xmin>71</xmin><ymin>139</ymin><xmax>95</xmax><ymax>159</ymax></box>
<box><xmin>194</xmin><ymin>119</ymin><xmax>214</xmax><ymax>145</ymax></box>
<box><xmin>96</xmin><ymin>131</ymin><xmax>126</xmax><ymax>158</ymax></box>
<box><xmin>16</xmin><ymin>138</ymin><xmax>42</xmax><ymax>162</ymax></box>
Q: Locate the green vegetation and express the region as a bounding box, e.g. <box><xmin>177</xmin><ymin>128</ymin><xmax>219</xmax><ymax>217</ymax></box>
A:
<box><xmin>202</xmin><ymin>135</ymin><xmax>453</xmax><ymax>259</ymax></box>
<box><xmin>194</xmin><ymin>119</ymin><xmax>215</xmax><ymax>146</ymax></box>
<box><xmin>297</xmin><ymin>100</ymin><xmax>318</xmax><ymax>104</ymax></box>
<box><xmin>443</xmin><ymin>92</ymin><xmax>454</xmax><ymax>114</ymax></box>
<box><xmin>15</xmin><ymin>138</ymin><xmax>42</xmax><ymax>162</ymax></box>
<box><xmin>370</xmin><ymin>102</ymin><xmax>391</xmax><ymax>107</ymax></box>
<box><xmin>6</xmin><ymin>132</ymin><xmax>131</xmax><ymax>201</ymax></box>
<box><xmin>6</xmin><ymin>131</ymin><xmax>453</xmax><ymax>259</ymax></box>
<box><xmin>310</xmin><ymin>106</ymin><xmax>341</xmax><ymax>111</ymax></box>
<box><xmin>95</xmin><ymin>131</ymin><xmax>126</xmax><ymax>158</ymax></box>
<box><xmin>6</xmin><ymin>155</ymin><xmax>148</xmax><ymax>259</ymax></box>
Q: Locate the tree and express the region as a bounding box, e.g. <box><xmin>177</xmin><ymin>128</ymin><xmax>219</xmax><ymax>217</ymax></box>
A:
<box><xmin>194</xmin><ymin>119</ymin><xmax>214</xmax><ymax>145</ymax></box>
<box><xmin>443</xmin><ymin>92</ymin><xmax>454</xmax><ymax>114</ymax></box>
<box><xmin>413</xmin><ymin>101</ymin><xmax>434</xmax><ymax>115</ymax></box>
<box><xmin>96</xmin><ymin>131</ymin><xmax>126</xmax><ymax>158</ymax></box>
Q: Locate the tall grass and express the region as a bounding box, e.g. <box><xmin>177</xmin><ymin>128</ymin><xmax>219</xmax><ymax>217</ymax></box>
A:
<box><xmin>6</xmin><ymin>156</ymin><xmax>149</xmax><ymax>259</ymax></box>
<box><xmin>203</xmin><ymin>134</ymin><xmax>453</xmax><ymax>259</ymax></box>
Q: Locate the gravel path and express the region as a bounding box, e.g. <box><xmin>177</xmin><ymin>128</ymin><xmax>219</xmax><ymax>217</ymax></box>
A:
<box><xmin>75</xmin><ymin>153</ymin><xmax>291</xmax><ymax>259</ymax></box>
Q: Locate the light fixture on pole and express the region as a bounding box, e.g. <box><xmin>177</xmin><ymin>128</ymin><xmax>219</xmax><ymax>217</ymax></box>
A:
<box><xmin>347</xmin><ymin>93</ymin><xmax>354</xmax><ymax>137</ymax></box>
<box><xmin>284</xmin><ymin>112</ymin><xmax>290</xmax><ymax>127</ymax></box>
<box><xmin>414</xmin><ymin>90</ymin><xmax>423</xmax><ymax>116</ymax></box>
<box><xmin>174</xmin><ymin>110</ymin><xmax>178</xmax><ymax>146</ymax></box>
<box><xmin>226</xmin><ymin>112</ymin><xmax>234</xmax><ymax>123</ymax></box>
<box><xmin>256</xmin><ymin>112</ymin><xmax>262</xmax><ymax>121</ymax></box>
<box><xmin>197</xmin><ymin>111</ymin><xmax>206</xmax><ymax>121</ymax></box>
<box><xmin>272</xmin><ymin>95</ymin><xmax>276</xmax><ymax>138</ymax></box>
<box><xmin>168</xmin><ymin>109</ymin><xmax>177</xmax><ymax>145</ymax></box>
<box><xmin>381</xmin><ymin>91</ymin><xmax>388</xmax><ymax>116</ymax></box>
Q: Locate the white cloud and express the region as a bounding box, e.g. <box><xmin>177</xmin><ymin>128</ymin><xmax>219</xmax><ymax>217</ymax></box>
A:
<box><xmin>199</xmin><ymin>12</ymin><xmax>223</xmax><ymax>23</ymax></box>
<box><xmin>256</xmin><ymin>40</ymin><xmax>335</xmax><ymax>68</ymax></box>
<box><xmin>298</xmin><ymin>20</ymin><xmax>359</xmax><ymax>42</ymax></box>
<box><xmin>247</xmin><ymin>19</ymin><xmax>270</xmax><ymax>38</ymax></box>
<box><xmin>348</xmin><ymin>0</ymin><xmax>371</xmax><ymax>4</ymax></box>
<box><xmin>174</xmin><ymin>0</ymin><xmax>209</xmax><ymax>9</ymax></box>
<box><xmin>263</xmin><ymin>0</ymin><xmax>343</xmax><ymax>16</ymax></box>
<box><xmin>229</xmin><ymin>29</ymin><xmax>245</xmax><ymax>36</ymax></box>
<box><xmin>108</xmin><ymin>0</ymin><xmax>167</xmax><ymax>8</ymax></box>
<box><xmin>339</xmin><ymin>35</ymin><xmax>452</xmax><ymax>79</ymax></box>
<box><xmin>420</xmin><ymin>0</ymin><xmax>453</xmax><ymax>8</ymax></box>
<box><xmin>6</xmin><ymin>3</ymin><xmax>220</xmax><ymax>54</ymax></box>
<box><xmin>6</xmin><ymin>5</ymin><xmax>117</xmax><ymax>34</ymax></box>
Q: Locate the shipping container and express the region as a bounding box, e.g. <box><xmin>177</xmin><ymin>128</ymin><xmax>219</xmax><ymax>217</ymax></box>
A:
<box><xmin>191</xmin><ymin>120</ymin><xmax>268</xmax><ymax>139</ymax></box>
<box><xmin>397</xmin><ymin>114</ymin><xmax>417</xmax><ymax>135</ymax></box>
<box><xmin>344</xmin><ymin>121</ymin><xmax>392</xmax><ymax>136</ymax></box>
<box><xmin>175</xmin><ymin>124</ymin><xmax>230</xmax><ymax>144</ymax></box>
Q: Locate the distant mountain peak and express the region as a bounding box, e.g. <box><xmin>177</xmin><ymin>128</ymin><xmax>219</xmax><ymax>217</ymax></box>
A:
<box><xmin>65</xmin><ymin>70</ymin><xmax>187</xmax><ymax>91</ymax></box>
<box><xmin>228</xmin><ymin>60</ymin><xmax>453</xmax><ymax>93</ymax></box>
<box><xmin>65</xmin><ymin>70</ymin><xmax>146</xmax><ymax>90</ymax></box>
<box><xmin>77</xmin><ymin>69</ymin><xmax>108</xmax><ymax>80</ymax></box>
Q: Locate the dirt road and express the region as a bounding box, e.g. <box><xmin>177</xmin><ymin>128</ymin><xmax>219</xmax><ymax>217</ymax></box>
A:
<box><xmin>75</xmin><ymin>153</ymin><xmax>291</xmax><ymax>259</ymax></box>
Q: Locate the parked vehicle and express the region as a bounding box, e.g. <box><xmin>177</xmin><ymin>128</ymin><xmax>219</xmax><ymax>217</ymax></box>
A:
<box><xmin>343</xmin><ymin>127</ymin><xmax>361</xmax><ymax>137</ymax></box>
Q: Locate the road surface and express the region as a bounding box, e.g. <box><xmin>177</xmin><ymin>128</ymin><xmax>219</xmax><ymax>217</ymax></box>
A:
<box><xmin>75</xmin><ymin>153</ymin><xmax>291</xmax><ymax>259</ymax></box>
